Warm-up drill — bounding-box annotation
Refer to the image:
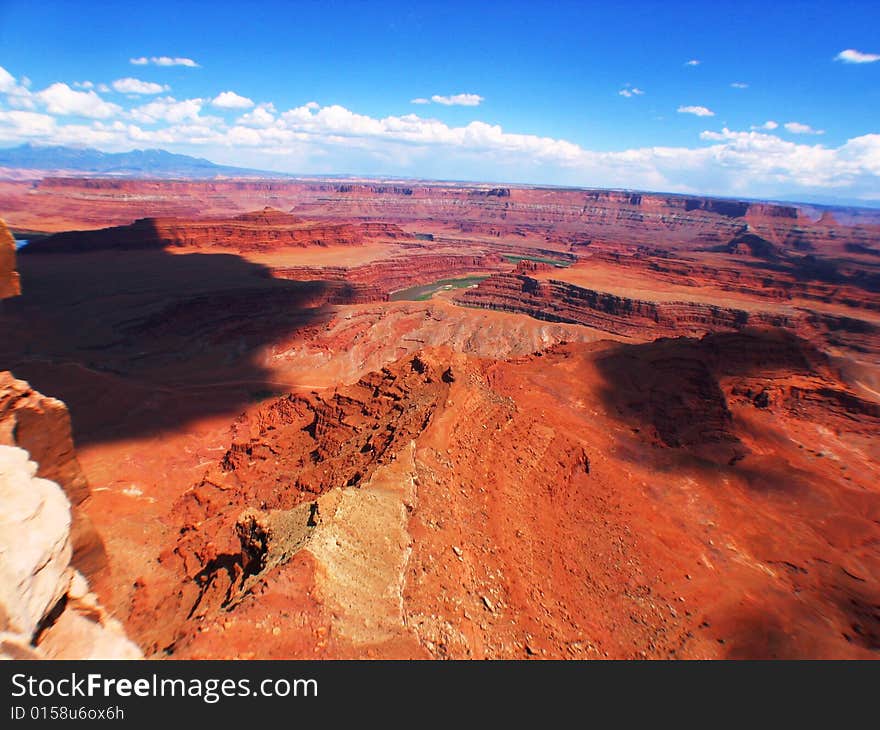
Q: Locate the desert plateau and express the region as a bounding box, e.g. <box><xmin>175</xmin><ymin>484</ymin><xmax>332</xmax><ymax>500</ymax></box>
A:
<box><xmin>2</xmin><ymin>1</ymin><xmax>879</xmax><ymax>670</ymax></box>
<box><xmin>2</xmin><ymin>177</ymin><xmax>879</xmax><ymax>660</ymax></box>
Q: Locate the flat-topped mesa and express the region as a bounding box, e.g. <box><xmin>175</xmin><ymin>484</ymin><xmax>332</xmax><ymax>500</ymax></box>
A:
<box><xmin>576</xmin><ymin>245</ymin><xmax>880</xmax><ymax>312</ymax></box>
<box><xmin>22</xmin><ymin>209</ymin><xmax>413</xmax><ymax>254</ymax></box>
<box><xmin>456</xmin><ymin>272</ymin><xmax>789</xmax><ymax>338</ymax></box>
<box><xmin>455</xmin><ymin>271</ymin><xmax>880</xmax><ymax>356</ymax></box>
<box><xmin>232</xmin><ymin>206</ymin><xmax>303</xmax><ymax>225</ymax></box>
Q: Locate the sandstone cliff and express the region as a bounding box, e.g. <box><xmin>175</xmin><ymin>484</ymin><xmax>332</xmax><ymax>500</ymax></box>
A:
<box><xmin>0</xmin><ymin>218</ymin><xmax>20</xmax><ymax>298</ymax></box>
<box><xmin>0</xmin><ymin>445</ymin><xmax>140</xmax><ymax>659</ymax></box>
<box><xmin>0</xmin><ymin>372</ymin><xmax>107</xmax><ymax>578</ymax></box>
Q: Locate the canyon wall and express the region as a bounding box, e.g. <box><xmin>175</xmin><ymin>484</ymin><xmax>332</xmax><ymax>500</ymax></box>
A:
<box><xmin>4</xmin><ymin>179</ymin><xmax>879</xmax><ymax>259</ymax></box>
<box><xmin>23</xmin><ymin>209</ymin><xmax>412</xmax><ymax>254</ymax></box>
<box><xmin>0</xmin><ymin>219</ymin><xmax>19</xmax><ymax>298</ymax></box>
<box><xmin>272</xmin><ymin>252</ymin><xmax>505</xmax><ymax>295</ymax></box>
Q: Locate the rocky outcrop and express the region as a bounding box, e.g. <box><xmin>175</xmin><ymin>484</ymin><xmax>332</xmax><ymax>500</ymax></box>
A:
<box><xmin>0</xmin><ymin>219</ymin><xmax>20</xmax><ymax>299</ymax></box>
<box><xmin>23</xmin><ymin>208</ymin><xmax>413</xmax><ymax>254</ymax></box>
<box><xmin>0</xmin><ymin>445</ymin><xmax>140</xmax><ymax>659</ymax></box>
<box><xmin>130</xmin><ymin>352</ymin><xmax>455</xmax><ymax>655</ymax></box>
<box><xmin>0</xmin><ymin>372</ymin><xmax>106</xmax><ymax>578</ymax></box>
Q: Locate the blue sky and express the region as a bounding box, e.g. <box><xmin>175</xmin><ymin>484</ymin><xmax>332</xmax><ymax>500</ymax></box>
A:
<box><xmin>0</xmin><ymin>0</ymin><xmax>878</xmax><ymax>202</ymax></box>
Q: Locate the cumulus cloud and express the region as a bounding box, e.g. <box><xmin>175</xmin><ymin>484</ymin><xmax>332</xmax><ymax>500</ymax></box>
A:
<box><xmin>0</xmin><ymin>66</ymin><xmax>35</xmax><ymax>109</ymax></box>
<box><xmin>112</xmin><ymin>78</ymin><xmax>170</xmax><ymax>95</ymax></box>
<box><xmin>678</xmin><ymin>105</ymin><xmax>714</xmax><ymax>117</ymax></box>
<box><xmin>0</xmin><ymin>66</ymin><xmax>16</xmax><ymax>92</ymax></box>
<box><xmin>35</xmin><ymin>83</ymin><xmax>121</xmax><ymax>119</ymax></box>
<box><xmin>835</xmin><ymin>49</ymin><xmax>880</xmax><ymax>64</ymax></box>
<box><xmin>130</xmin><ymin>56</ymin><xmax>199</xmax><ymax>67</ymax></box>
<box><xmin>130</xmin><ymin>96</ymin><xmax>205</xmax><ymax>124</ymax></box>
<box><xmin>730</xmin><ymin>82</ymin><xmax>749</xmax><ymax>89</ymax></box>
<box><xmin>0</xmin><ymin>109</ymin><xmax>57</xmax><ymax>138</ymax></box>
<box><xmin>410</xmin><ymin>98</ymin><xmax>430</xmax><ymax>104</ymax></box>
<box><xmin>419</xmin><ymin>93</ymin><xmax>484</xmax><ymax>106</ymax></box>
<box><xmin>72</xmin><ymin>80</ymin><xmax>94</xmax><ymax>90</ymax></box>
<box><xmin>685</xmin><ymin>59</ymin><xmax>701</xmax><ymax>66</ymax></box>
<box><xmin>618</xmin><ymin>87</ymin><xmax>645</xmax><ymax>98</ymax></box>
<box><xmin>238</xmin><ymin>102</ymin><xmax>277</xmax><ymax>128</ymax></box>
<box><xmin>751</xmin><ymin>120</ymin><xmax>779</xmax><ymax>131</ymax></box>
<box><xmin>211</xmin><ymin>91</ymin><xmax>254</xmax><ymax>109</ymax></box>
<box><xmin>784</xmin><ymin>121</ymin><xmax>824</xmax><ymax>135</ymax></box>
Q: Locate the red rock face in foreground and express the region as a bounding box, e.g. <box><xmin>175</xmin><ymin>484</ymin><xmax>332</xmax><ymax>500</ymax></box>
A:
<box><xmin>118</xmin><ymin>334</ymin><xmax>880</xmax><ymax>659</ymax></box>
<box><xmin>0</xmin><ymin>219</ymin><xmax>20</xmax><ymax>299</ymax></box>
<box><xmin>0</xmin><ymin>372</ymin><xmax>106</xmax><ymax>579</ymax></box>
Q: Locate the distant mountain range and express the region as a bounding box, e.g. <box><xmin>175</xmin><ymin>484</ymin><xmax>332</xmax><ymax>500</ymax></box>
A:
<box><xmin>0</xmin><ymin>144</ymin><xmax>286</xmax><ymax>179</ymax></box>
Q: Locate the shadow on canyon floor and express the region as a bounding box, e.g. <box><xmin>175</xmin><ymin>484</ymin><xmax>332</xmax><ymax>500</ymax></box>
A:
<box><xmin>0</xmin><ymin>244</ymin><xmax>338</xmax><ymax>447</ymax></box>
<box><xmin>591</xmin><ymin>328</ymin><xmax>822</xmax><ymax>467</ymax></box>
<box><xmin>592</xmin><ymin>330</ymin><xmax>880</xmax><ymax>658</ymax></box>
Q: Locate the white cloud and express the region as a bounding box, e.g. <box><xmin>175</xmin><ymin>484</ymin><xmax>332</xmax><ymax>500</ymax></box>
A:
<box><xmin>35</xmin><ymin>83</ymin><xmax>121</xmax><ymax>119</ymax></box>
<box><xmin>112</xmin><ymin>78</ymin><xmax>169</xmax><ymax>95</ymax></box>
<box><xmin>211</xmin><ymin>91</ymin><xmax>254</xmax><ymax>109</ymax></box>
<box><xmin>685</xmin><ymin>59</ymin><xmax>700</xmax><ymax>66</ymax></box>
<box><xmin>751</xmin><ymin>120</ymin><xmax>778</xmax><ymax>131</ymax></box>
<box><xmin>784</xmin><ymin>121</ymin><xmax>824</xmax><ymax>135</ymax></box>
<box><xmin>130</xmin><ymin>96</ymin><xmax>204</xmax><ymax>124</ymax></box>
<box><xmin>72</xmin><ymin>80</ymin><xmax>94</xmax><ymax>90</ymax></box>
<box><xmin>835</xmin><ymin>49</ymin><xmax>880</xmax><ymax>64</ymax></box>
<box><xmin>730</xmin><ymin>82</ymin><xmax>748</xmax><ymax>89</ymax></box>
<box><xmin>618</xmin><ymin>87</ymin><xmax>645</xmax><ymax>98</ymax></box>
<box><xmin>0</xmin><ymin>67</ymin><xmax>35</xmax><ymax>110</ymax></box>
<box><xmin>0</xmin><ymin>109</ymin><xmax>57</xmax><ymax>139</ymax></box>
<box><xmin>678</xmin><ymin>105</ymin><xmax>714</xmax><ymax>117</ymax></box>
<box><xmin>410</xmin><ymin>93</ymin><xmax>484</xmax><ymax>106</ymax></box>
<box><xmin>238</xmin><ymin>102</ymin><xmax>276</xmax><ymax>128</ymax></box>
<box><xmin>0</xmin><ymin>66</ymin><xmax>17</xmax><ymax>93</ymax></box>
<box><xmin>130</xmin><ymin>56</ymin><xmax>199</xmax><ymax>67</ymax></box>
<box><xmin>429</xmin><ymin>93</ymin><xmax>484</xmax><ymax>106</ymax></box>
<box><xmin>3</xmin><ymin>68</ymin><xmax>880</xmax><ymax>201</ymax></box>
